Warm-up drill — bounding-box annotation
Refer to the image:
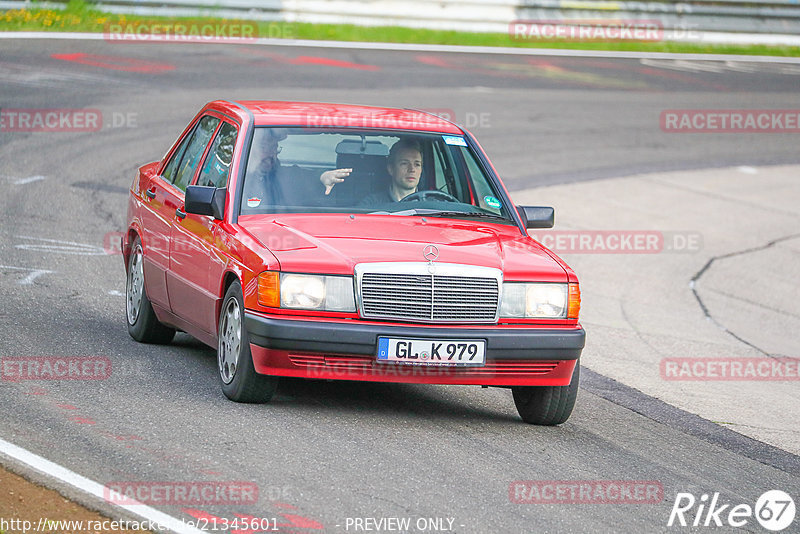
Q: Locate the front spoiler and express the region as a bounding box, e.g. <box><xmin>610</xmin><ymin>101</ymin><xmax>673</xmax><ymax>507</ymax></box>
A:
<box><xmin>245</xmin><ymin>312</ymin><xmax>584</xmax><ymax>386</ymax></box>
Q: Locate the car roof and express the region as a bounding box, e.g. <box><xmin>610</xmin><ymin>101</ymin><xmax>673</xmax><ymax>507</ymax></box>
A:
<box><xmin>228</xmin><ymin>100</ymin><xmax>464</xmax><ymax>134</ymax></box>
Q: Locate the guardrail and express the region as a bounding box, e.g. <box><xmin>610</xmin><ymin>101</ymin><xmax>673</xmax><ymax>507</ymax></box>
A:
<box><xmin>518</xmin><ymin>0</ymin><xmax>800</xmax><ymax>35</ymax></box>
<box><xmin>2</xmin><ymin>0</ymin><xmax>800</xmax><ymax>42</ymax></box>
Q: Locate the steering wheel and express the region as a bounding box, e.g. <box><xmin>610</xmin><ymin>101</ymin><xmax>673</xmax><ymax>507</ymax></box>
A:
<box><xmin>400</xmin><ymin>190</ymin><xmax>460</xmax><ymax>203</ymax></box>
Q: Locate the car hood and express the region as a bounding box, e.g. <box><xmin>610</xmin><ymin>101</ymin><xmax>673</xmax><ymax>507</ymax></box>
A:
<box><xmin>238</xmin><ymin>214</ymin><xmax>567</xmax><ymax>282</ymax></box>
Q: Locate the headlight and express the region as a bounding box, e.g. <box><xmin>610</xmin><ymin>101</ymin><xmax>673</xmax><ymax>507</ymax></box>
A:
<box><xmin>257</xmin><ymin>272</ymin><xmax>356</xmax><ymax>312</ymax></box>
<box><xmin>500</xmin><ymin>283</ymin><xmax>567</xmax><ymax>318</ymax></box>
<box><xmin>281</xmin><ymin>274</ymin><xmax>325</xmax><ymax>309</ymax></box>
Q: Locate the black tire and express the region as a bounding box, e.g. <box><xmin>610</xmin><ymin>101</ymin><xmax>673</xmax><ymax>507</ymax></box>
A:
<box><xmin>126</xmin><ymin>237</ymin><xmax>176</xmax><ymax>344</ymax></box>
<box><xmin>512</xmin><ymin>361</ymin><xmax>580</xmax><ymax>425</ymax></box>
<box><xmin>218</xmin><ymin>281</ymin><xmax>278</xmax><ymax>403</ymax></box>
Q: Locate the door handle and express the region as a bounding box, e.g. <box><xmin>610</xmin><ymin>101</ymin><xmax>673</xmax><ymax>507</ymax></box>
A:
<box><xmin>176</xmin><ymin>208</ymin><xmax>187</xmax><ymax>219</ymax></box>
<box><xmin>145</xmin><ymin>187</ymin><xmax>156</xmax><ymax>199</ymax></box>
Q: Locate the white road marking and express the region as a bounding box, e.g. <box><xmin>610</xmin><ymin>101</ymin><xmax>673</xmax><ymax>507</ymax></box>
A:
<box><xmin>19</xmin><ymin>269</ymin><xmax>52</xmax><ymax>285</ymax></box>
<box><xmin>2</xmin><ymin>31</ymin><xmax>800</xmax><ymax>64</ymax></box>
<box><xmin>108</xmin><ymin>290</ymin><xmax>125</xmax><ymax>296</ymax></box>
<box><xmin>641</xmin><ymin>58</ymin><xmax>800</xmax><ymax>74</ymax></box>
<box><xmin>0</xmin><ymin>60</ymin><xmax>128</xmax><ymax>88</ymax></box>
<box><xmin>16</xmin><ymin>235</ymin><xmax>106</xmax><ymax>256</ymax></box>
<box><xmin>0</xmin><ymin>437</ymin><xmax>206</xmax><ymax>534</ymax></box>
<box><xmin>641</xmin><ymin>58</ymin><xmax>730</xmax><ymax>73</ymax></box>
<box><xmin>0</xmin><ymin>264</ymin><xmax>54</xmax><ymax>285</ymax></box>
<box><xmin>12</xmin><ymin>175</ymin><xmax>47</xmax><ymax>185</ymax></box>
<box><xmin>737</xmin><ymin>166</ymin><xmax>758</xmax><ymax>174</ymax></box>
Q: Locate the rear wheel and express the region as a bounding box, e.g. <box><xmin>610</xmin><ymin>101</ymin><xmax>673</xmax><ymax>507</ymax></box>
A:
<box><xmin>218</xmin><ymin>281</ymin><xmax>278</xmax><ymax>403</ymax></box>
<box><xmin>512</xmin><ymin>361</ymin><xmax>580</xmax><ymax>425</ymax></box>
<box><xmin>126</xmin><ymin>237</ymin><xmax>175</xmax><ymax>344</ymax></box>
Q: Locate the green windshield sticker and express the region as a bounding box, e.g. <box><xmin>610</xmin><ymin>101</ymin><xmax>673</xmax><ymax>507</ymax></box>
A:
<box><xmin>484</xmin><ymin>196</ymin><xmax>502</xmax><ymax>209</ymax></box>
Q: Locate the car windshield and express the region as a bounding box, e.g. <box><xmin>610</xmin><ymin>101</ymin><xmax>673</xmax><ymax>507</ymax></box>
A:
<box><xmin>239</xmin><ymin>127</ymin><xmax>514</xmax><ymax>223</ymax></box>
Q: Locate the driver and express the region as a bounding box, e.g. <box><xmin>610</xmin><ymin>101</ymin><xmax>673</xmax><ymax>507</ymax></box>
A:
<box><xmin>382</xmin><ymin>138</ymin><xmax>423</xmax><ymax>202</ymax></box>
<box><xmin>321</xmin><ymin>138</ymin><xmax>423</xmax><ymax>204</ymax></box>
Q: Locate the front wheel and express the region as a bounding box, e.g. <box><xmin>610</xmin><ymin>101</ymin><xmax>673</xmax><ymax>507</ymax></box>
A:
<box><xmin>512</xmin><ymin>361</ymin><xmax>580</xmax><ymax>425</ymax></box>
<box><xmin>218</xmin><ymin>281</ymin><xmax>278</xmax><ymax>403</ymax></box>
<box><xmin>126</xmin><ymin>237</ymin><xmax>175</xmax><ymax>344</ymax></box>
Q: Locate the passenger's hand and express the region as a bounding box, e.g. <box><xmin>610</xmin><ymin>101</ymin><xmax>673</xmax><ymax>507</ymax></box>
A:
<box><xmin>320</xmin><ymin>168</ymin><xmax>352</xmax><ymax>195</ymax></box>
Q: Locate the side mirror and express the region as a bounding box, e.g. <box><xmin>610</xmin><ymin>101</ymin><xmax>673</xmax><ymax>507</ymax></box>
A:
<box><xmin>516</xmin><ymin>206</ymin><xmax>554</xmax><ymax>229</ymax></box>
<box><xmin>185</xmin><ymin>185</ymin><xmax>226</xmax><ymax>220</ymax></box>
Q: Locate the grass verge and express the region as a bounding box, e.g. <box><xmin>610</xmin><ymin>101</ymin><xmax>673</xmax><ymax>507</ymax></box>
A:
<box><xmin>2</xmin><ymin>0</ymin><xmax>800</xmax><ymax>57</ymax></box>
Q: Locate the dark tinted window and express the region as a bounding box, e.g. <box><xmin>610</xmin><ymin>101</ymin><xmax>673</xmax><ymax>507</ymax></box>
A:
<box><xmin>162</xmin><ymin>132</ymin><xmax>191</xmax><ymax>185</ymax></box>
<box><xmin>163</xmin><ymin>115</ymin><xmax>220</xmax><ymax>192</ymax></box>
<box><xmin>197</xmin><ymin>122</ymin><xmax>237</xmax><ymax>188</ymax></box>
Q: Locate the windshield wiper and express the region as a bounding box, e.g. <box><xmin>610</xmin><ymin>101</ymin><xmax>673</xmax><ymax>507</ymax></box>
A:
<box><xmin>365</xmin><ymin>208</ymin><xmax>509</xmax><ymax>221</ymax></box>
<box><xmin>367</xmin><ymin>209</ymin><xmax>425</xmax><ymax>216</ymax></box>
<box><xmin>423</xmin><ymin>210</ymin><xmax>510</xmax><ymax>221</ymax></box>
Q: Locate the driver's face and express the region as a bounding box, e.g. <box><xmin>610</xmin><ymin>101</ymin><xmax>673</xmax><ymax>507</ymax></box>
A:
<box><xmin>388</xmin><ymin>148</ymin><xmax>422</xmax><ymax>191</ymax></box>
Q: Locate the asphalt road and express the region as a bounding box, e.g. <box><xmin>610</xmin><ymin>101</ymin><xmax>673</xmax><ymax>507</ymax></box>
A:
<box><xmin>0</xmin><ymin>38</ymin><xmax>798</xmax><ymax>533</ymax></box>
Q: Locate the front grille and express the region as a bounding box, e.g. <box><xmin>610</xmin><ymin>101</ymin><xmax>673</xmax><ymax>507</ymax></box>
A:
<box><xmin>359</xmin><ymin>270</ymin><xmax>499</xmax><ymax>323</ymax></box>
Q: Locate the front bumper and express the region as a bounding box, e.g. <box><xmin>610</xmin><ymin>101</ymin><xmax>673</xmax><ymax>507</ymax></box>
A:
<box><xmin>244</xmin><ymin>312</ymin><xmax>585</xmax><ymax>386</ymax></box>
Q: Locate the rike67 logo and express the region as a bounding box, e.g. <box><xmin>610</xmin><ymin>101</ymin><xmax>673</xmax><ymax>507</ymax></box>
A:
<box><xmin>668</xmin><ymin>490</ymin><xmax>795</xmax><ymax>531</ymax></box>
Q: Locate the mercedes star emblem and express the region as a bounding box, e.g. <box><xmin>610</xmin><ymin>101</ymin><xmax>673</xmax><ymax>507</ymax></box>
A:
<box><xmin>423</xmin><ymin>244</ymin><xmax>439</xmax><ymax>262</ymax></box>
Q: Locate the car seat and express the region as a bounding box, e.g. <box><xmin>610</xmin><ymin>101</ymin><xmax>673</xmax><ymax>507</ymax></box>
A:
<box><xmin>332</xmin><ymin>139</ymin><xmax>390</xmax><ymax>206</ymax></box>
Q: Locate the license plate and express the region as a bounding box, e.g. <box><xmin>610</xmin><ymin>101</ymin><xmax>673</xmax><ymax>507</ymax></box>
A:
<box><xmin>376</xmin><ymin>338</ymin><xmax>486</xmax><ymax>366</ymax></box>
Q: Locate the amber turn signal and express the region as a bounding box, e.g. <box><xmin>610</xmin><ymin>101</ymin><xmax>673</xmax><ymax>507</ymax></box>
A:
<box><xmin>567</xmin><ymin>283</ymin><xmax>581</xmax><ymax>319</ymax></box>
<box><xmin>257</xmin><ymin>272</ymin><xmax>280</xmax><ymax>307</ymax></box>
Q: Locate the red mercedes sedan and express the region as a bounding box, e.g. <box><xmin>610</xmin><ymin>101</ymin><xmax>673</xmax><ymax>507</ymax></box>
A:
<box><xmin>123</xmin><ymin>100</ymin><xmax>585</xmax><ymax>425</ymax></box>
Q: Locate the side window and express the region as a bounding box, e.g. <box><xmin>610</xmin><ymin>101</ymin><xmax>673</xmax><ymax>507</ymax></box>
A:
<box><xmin>197</xmin><ymin>122</ymin><xmax>237</xmax><ymax>188</ymax></box>
<box><xmin>163</xmin><ymin>115</ymin><xmax>220</xmax><ymax>192</ymax></box>
<box><xmin>161</xmin><ymin>131</ymin><xmax>192</xmax><ymax>184</ymax></box>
